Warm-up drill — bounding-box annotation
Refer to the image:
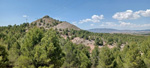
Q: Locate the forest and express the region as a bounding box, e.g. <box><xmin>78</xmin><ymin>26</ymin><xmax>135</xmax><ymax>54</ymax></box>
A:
<box><xmin>0</xmin><ymin>23</ymin><xmax>150</xmax><ymax>68</ymax></box>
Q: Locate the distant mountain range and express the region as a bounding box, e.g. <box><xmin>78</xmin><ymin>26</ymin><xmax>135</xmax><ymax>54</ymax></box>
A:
<box><xmin>88</xmin><ymin>28</ymin><xmax>150</xmax><ymax>34</ymax></box>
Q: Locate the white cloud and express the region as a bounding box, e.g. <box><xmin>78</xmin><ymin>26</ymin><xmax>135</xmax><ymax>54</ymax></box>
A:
<box><xmin>119</xmin><ymin>21</ymin><xmax>131</xmax><ymax>26</ymax></box>
<box><xmin>137</xmin><ymin>9</ymin><xmax>150</xmax><ymax>17</ymax></box>
<box><xmin>79</xmin><ymin>15</ymin><xmax>104</xmax><ymax>24</ymax></box>
<box><xmin>118</xmin><ymin>21</ymin><xmax>150</xmax><ymax>28</ymax></box>
<box><xmin>112</xmin><ymin>10</ymin><xmax>140</xmax><ymax>20</ymax></box>
<box><xmin>23</xmin><ymin>15</ymin><xmax>28</xmax><ymax>18</ymax></box>
<box><xmin>100</xmin><ymin>22</ymin><xmax>118</xmax><ymax>27</ymax></box>
<box><xmin>100</xmin><ymin>21</ymin><xmax>150</xmax><ymax>28</ymax></box>
<box><xmin>105</xmin><ymin>22</ymin><xmax>117</xmax><ymax>26</ymax></box>
<box><xmin>112</xmin><ymin>9</ymin><xmax>150</xmax><ymax>20</ymax></box>
<box><xmin>72</xmin><ymin>22</ymin><xmax>77</xmax><ymax>26</ymax></box>
<box><xmin>90</xmin><ymin>24</ymin><xmax>94</xmax><ymax>26</ymax></box>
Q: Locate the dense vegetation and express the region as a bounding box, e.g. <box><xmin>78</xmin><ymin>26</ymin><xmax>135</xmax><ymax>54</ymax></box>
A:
<box><xmin>0</xmin><ymin>23</ymin><xmax>150</xmax><ymax>68</ymax></box>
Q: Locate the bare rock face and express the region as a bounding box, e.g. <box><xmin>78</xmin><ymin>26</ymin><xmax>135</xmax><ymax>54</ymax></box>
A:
<box><xmin>71</xmin><ymin>37</ymin><xmax>95</xmax><ymax>53</ymax></box>
<box><xmin>54</xmin><ymin>22</ymin><xmax>80</xmax><ymax>30</ymax></box>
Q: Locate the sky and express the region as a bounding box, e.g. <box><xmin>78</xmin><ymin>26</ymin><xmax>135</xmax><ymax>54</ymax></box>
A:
<box><xmin>0</xmin><ymin>0</ymin><xmax>150</xmax><ymax>30</ymax></box>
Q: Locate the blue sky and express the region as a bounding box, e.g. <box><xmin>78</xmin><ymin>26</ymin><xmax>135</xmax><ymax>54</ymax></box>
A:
<box><xmin>0</xmin><ymin>0</ymin><xmax>150</xmax><ymax>30</ymax></box>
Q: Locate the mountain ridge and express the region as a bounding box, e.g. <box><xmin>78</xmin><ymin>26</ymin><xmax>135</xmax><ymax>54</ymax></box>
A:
<box><xmin>88</xmin><ymin>28</ymin><xmax>150</xmax><ymax>34</ymax></box>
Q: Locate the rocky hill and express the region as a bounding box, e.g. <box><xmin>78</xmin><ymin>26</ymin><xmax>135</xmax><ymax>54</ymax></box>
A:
<box><xmin>54</xmin><ymin>22</ymin><xmax>80</xmax><ymax>30</ymax></box>
<box><xmin>30</xmin><ymin>15</ymin><xmax>80</xmax><ymax>30</ymax></box>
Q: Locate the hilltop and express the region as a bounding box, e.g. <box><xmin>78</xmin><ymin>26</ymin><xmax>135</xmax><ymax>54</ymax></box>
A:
<box><xmin>30</xmin><ymin>15</ymin><xmax>80</xmax><ymax>30</ymax></box>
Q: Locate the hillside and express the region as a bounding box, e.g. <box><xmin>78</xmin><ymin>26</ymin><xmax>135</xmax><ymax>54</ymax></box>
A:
<box><xmin>31</xmin><ymin>15</ymin><xmax>80</xmax><ymax>30</ymax></box>
<box><xmin>0</xmin><ymin>16</ymin><xmax>150</xmax><ymax>68</ymax></box>
<box><xmin>54</xmin><ymin>22</ymin><xmax>80</xmax><ymax>30</ymax></box>
<box><xmin>30</xmin><ymin>16</ymin><xmax>149</xmax><ymax>51</ymax></box>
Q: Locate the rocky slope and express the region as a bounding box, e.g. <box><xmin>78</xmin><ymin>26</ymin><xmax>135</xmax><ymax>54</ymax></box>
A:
<box><xmin>54</xmin><ymin>22</ymin><xmax>80</xmax><ymax>30</ymax></box>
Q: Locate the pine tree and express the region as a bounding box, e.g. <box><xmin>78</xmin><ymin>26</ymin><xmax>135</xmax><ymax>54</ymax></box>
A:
<box><xmin>91</xmin><ymin>46</ymin><xmax>99</xmax><ymax>68</ymax></box>
<box><xmin>0</xmin><ymin>45</ymin><xmax>9</xmax><ymax>68</ymax></box>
